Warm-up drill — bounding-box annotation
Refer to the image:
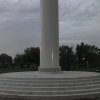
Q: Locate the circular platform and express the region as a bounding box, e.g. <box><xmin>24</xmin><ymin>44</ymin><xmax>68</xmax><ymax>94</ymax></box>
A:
<box><xmin>0</xmin><ymin>71</ymin><xmax>100</xmax><ymax>79</ymax></box>
<box><xmin>0</xmin><ymin>71</ymin><xmax>100</xmax><ymax>100</ymax></box>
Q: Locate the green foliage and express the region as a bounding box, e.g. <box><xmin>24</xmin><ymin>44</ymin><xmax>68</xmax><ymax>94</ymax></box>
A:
<box><xmin>24</xmin><ymin>47</ymin><xmax>40</xmax><ymax>66</ymax></box>
<box><xmin>76</xmin><ymin>42</ymin><xmax>100</xmax><ymax>68</ymax></box>
<box><xmin>59</xmin><ymin>45</ymin><xmax>76</xmax><ymax>70</ymax></box>
<box><xmin>12</xmin><ymin>43</ymin><xmax>100</xmax><ymax>71</ymax></box>
<box><xmin>14</xmin><ymin>54</ymin><xmax>25</xmax><ymax>68</ymax></box>
<box><xmin>14</xmin><ymin>47</ymin><xmax>40</xmax><ymax>70</ymax></box>
<box><xmin>0</xmin><ymin>53</ymin><xmax>12</xmax><ymax>68</ymax></box>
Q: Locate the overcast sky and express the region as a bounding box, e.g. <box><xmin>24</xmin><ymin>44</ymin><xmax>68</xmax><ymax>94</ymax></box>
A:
<box><xmin>0</xmin><ymin>0</ymin><xmax>100</xmax><ymax>58</ymax></box>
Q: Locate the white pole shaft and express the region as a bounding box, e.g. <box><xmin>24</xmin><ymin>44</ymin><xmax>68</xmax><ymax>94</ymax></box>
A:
<box><xmin>39</xmin><ymin>0</ymin><xmax>61</xmax><ymax>72</ymax></box>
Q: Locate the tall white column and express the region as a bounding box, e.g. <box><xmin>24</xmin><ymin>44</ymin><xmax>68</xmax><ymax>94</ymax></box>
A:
<box><xmin>39</xmin><ymin>0</ymin><xmax>61</xmax><ymax>72</ymax></box>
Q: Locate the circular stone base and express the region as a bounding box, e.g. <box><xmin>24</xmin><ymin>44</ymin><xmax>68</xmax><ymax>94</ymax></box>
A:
<box><xmin>38</xmin><ymin>67</ymin><xmax>61</xmax><ymax>73</ymax></box>
<box><xmin>0</xmin><ymin>71</ymin><xmax>100</xmax><ymax>100</ymax></box>
<box><xmin>0</xmin><ymin>71</ymin><xmax>100</xmax><ymax>78</ymax></box>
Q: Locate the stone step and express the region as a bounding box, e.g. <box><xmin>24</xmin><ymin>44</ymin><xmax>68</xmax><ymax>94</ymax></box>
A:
<box><xmin>0</xmin><ymin>72</ymin><xmax>100</xmax><ymax>99</ymax></box>
<box><xmin>0</xmin><ymin>92</ymin><xmax>100</xmax><ymax>100</ymax></box>
<box><xmin>0</xmin><ymin>84</ymin><xmax>100</xmax><ymax>91</ymax></box>
<box><xmin>0</xmin><ymin>77</ymin><xmax>100</xmax><ymax>83</ymax></box>
<box><xmin>0</xmin><ymin>78</ymin><xmax>100</xmax><ymax>84</ymax></box>
<box><xmin>0</xmin><ymin>88</ymin><xmax>100</xmax><ymax>95</ymax></box>
<box><xmin>0</xmin><ymin>81</ymin><xmax>100</xmax><ymax>87</ymax></box>
<box><xmin>0</xmin><ymin>75</ymin><xmax>100</xmax><ymax>81</ymax></box>
<box><xmin>0</xmin><ymin>77</ymin><xmax>100</xmax><ymax>84</ymax></box>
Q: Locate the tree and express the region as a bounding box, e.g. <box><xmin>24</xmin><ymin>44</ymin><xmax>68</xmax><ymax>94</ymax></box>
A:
<box><xmin>0</xmin><ymin>53</ymin><xmax>12</xmax><ymax>68</ymax></box>
<box><xmin>76</xmin><ymin>42</ymin><xmax>100</xmax><ymax>68</ymax></box>
<box><xmin>14</xmin><ymin>54</ymin><xmax>24</xmax><ymax>68</ymax></box>
<box><xmin>24</xmin><ymin>47</ymin><xmax>40</xmax><ymax>67</ymax></box>
<box><xmin>14</xmin><ymin>47</ymin><xmax>40</xmax><ymax>70</ymax></box>
<box><xmin>59</xmin><ymin>45</ymin><xmax>75</xmax><ymax>71</ymax></box>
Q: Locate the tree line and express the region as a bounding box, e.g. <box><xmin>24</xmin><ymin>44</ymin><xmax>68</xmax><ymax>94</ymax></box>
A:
<box><xmin>0</xmin><ymin>42</ymin><xmax>100</xmax><ymax>71</ymax></box>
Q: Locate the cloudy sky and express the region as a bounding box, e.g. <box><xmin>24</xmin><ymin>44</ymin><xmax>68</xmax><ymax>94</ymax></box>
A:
<box><xmin>0</xmin><ymin>0</ymin><xmax>100</xmax><ymax>57</ymax></box>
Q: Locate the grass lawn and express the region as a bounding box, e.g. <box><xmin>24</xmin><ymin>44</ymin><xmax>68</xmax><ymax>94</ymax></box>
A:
<box><xmin>0</xmin><ymin>68</ymin><xmax>33</xmax><ymax>74</ymax></box>
<box><xmin>71</xmin><ymin>67</ymin><xmax>100</xmax><ymax>73</ymax></box>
